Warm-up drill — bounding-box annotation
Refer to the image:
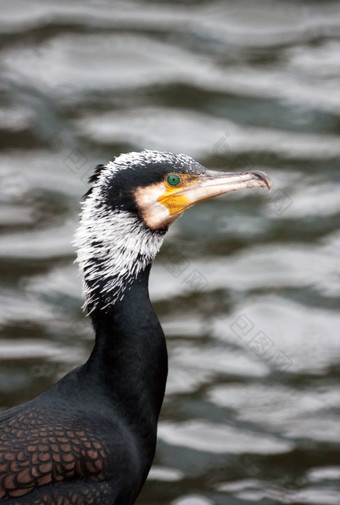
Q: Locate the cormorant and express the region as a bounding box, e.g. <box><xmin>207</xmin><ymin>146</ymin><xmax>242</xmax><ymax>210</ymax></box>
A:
<box><xmin>0</xmin><ymin>151</ymin><xmax>270</xmax><ymax>505</ymax></box>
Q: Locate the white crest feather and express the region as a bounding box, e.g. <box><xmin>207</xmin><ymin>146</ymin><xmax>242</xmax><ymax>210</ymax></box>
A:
<box><xmin>73</xmin><ymin>151</ymin><xmax>171</xmax><ymax>311</ymax></box>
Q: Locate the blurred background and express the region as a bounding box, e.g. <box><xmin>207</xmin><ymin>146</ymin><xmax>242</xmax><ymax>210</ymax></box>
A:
<box><xmin>1</xmin><ymin>0</ymin><xmax>340</xmax><ymax>503</ymax></box>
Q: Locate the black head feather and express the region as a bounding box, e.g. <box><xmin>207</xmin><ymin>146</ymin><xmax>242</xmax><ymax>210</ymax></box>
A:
<box><xmin>88</xmin><ymin>164</ymin><xmax>106</xmax><ymax>184</ymax></box>
<box><xmin>82</xmin><ymin>164</ymin><xmax>107</xmax><ymax>200</ymax></box>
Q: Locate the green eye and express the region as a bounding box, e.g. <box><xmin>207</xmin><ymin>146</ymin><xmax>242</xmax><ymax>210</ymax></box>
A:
<box><xmin>167</xmin><ymin>174</ymin><xmax>181</xmax><ymax>186</ymax></box>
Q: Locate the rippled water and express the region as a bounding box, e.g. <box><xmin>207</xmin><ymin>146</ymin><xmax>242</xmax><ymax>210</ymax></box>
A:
<box><xmin>1</xmin><ymin>1</ymin><xmax>340</xmax><ymax>504</ymax></box>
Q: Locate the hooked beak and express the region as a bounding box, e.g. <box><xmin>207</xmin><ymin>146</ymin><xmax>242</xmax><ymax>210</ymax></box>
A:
<box><xmin>179</xmin><ymin>169</ymin><xmax>271</xmax><ymax>207</ymax></box>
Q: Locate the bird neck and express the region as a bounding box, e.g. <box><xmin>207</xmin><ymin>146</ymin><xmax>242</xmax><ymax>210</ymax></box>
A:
<box><xmin>74</xmin><ymin>206</ymin><xmax>166</xmax><ymax>311</ymax></box>
<box><xmin>86</xmin><ymin>264</ymin><xmax>168</xmax><ymax>424</ymax></box>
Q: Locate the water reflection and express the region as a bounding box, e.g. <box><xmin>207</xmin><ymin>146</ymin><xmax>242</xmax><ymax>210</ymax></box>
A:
<box><xmin>1</xmin><ymin>1</ymin><xmax>340</xmax><ymax>504</ymax></box>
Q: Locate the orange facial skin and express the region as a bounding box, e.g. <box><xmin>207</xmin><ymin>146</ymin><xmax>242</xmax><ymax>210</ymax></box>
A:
<box><xmin>158</xmin><ymin>174</ymin><xmax>201</xmax><ymax>216</ymax></box>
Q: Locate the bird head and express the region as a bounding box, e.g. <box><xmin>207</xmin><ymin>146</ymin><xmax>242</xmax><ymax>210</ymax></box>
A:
<box><xmin>74</xmin><ymin>150</ymin><xmax>270</xmax><ymax>311</ymax></box>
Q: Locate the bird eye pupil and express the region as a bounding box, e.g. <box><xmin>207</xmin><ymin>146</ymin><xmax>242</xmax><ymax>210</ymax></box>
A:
<box><xmin>167</xmin><ymin>174</ymin><xmax>180</xmax><ymax>186</ymax></box>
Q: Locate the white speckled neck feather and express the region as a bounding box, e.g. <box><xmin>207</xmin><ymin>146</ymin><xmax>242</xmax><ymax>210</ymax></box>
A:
<box><xmin>73</xmin><ymin>151</ymin><xmax>169</xmax><ymax>311</ymax></box>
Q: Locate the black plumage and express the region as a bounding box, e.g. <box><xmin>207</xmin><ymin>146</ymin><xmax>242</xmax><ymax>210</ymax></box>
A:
<box><xmin>0</xmin><ymin>267</ymin><xmax>166</xmax><ymax>504</ymax></box>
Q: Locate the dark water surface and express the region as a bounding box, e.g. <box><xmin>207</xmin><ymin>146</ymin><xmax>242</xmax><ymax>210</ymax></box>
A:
<box><xmin>1</xmin><ymin>1</ymin><xmax>340</xmax><ymax>503</ymax></box>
